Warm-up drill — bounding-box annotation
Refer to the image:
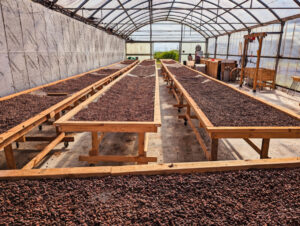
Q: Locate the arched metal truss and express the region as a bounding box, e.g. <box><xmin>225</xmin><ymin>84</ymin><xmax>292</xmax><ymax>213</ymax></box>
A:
<box><xmin>37</xmin><ymin>0</ymin><xmax>300</xmax><ymax>39</ymax></box>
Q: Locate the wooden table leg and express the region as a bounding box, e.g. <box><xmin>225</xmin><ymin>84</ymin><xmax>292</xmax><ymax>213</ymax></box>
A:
<box><xmin>89</xmin><ymin>132</ymin><xmax>99</xmax><ymax>156</ymax></box>
<box><xmin>138</xmin><ymin>132</ymin><xmax>146</xmax><ymax>165</ymax></box>
<box><xmin>260</xmin><ymin>138</ymin><xmax>270</xmax><ymax>159</ymax></box>
<box><xmin>211</xmin><ymin>138</ymin><xmax>219</xmax><ymax>161</ymax></box>
<box><xmin>54</xmin><ymin>112</ymin><xmax>61</xmax><ymax>134</ymax></box>
<box><xmin>4</xmin><ymin>144</ymin><xmax>16</xmax><ymax>169</ymax></box>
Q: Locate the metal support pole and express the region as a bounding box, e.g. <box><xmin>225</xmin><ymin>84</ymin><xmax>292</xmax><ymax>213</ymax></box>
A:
<box><xmin>226</xmin><ymin>34</ymin><xmax>231</xmax><ymax>59</ymax></box>
<box><xmin>150</xmin><ymin>22</ymin><xmax>153</xmax><ymax>59</ymax></box>
<box><xmin>125</xmin><ymin>41</ymin><xmax>127</xmax><ymax>60</ymax></box>
<box><xmin>274</xmin><ymin>22</ymin><xmax>285</xmax><ymax>89</ymax></box>
<box><xmin>214</xmin><ymin>37</ymin><xmax>217</xmax><ymax>59</ymax></box>
<box><xmin>179</xmin><ymin>24</ymin><xmax>183</xmax><ymax>63</ymax></box>
<box><xmin>205</xmin><ymin>38</ymin><xmax>209</xmax><ymax>58</ymax></box>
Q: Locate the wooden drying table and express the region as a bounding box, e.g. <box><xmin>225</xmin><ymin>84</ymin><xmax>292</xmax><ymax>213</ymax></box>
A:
<box><xmin>161</xmin><ymin>60</ymin><xmax>300</xmax><ymax>161</ymax></box>
<box><xmin>0</xmin><ymin>60</ymin><xmax>138</xmax><ymax>169</ymax></box>
<box><xmin>55</xmin><ymin>60</ymin><xmax>161</xmax><ymax>165</ymax></box>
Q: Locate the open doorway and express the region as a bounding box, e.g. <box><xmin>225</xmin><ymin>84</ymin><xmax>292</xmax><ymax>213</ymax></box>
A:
<box><xmin>153</xmin><ymin>42</ymin><xmax>180</xmax><ymax>62</ymax></box>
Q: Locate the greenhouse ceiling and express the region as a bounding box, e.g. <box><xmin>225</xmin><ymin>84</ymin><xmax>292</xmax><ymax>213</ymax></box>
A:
<box><xmin>37</xmin><ymin>0</ymin><xmax>300</xmax><ymax>39</ymax></box>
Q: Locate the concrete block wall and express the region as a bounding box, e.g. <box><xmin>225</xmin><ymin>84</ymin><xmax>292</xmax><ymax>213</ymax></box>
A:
<box><xmin>0</xmin><ymin>0</ymin><xmax>125</xmax><ymax>97</ymax></box>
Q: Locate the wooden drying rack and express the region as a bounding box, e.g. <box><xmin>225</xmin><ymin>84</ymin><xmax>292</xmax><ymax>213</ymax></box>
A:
<box><xmin>0</xmin><ymin>60</ymin><xmax>138</xmax><ymax>169</ymax></box>
<box><xmin>54</xmin><ymin>60</ymin><xmax>161</xmax><ymax>165</ymax></box>
<box><xmin>161</xmin><ymin>59</ymin><xmax>300</xmax><ymax>161</ymax></box>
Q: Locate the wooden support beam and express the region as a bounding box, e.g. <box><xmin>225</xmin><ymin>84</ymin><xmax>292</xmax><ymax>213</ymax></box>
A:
<box><xmin>23</xmin><ymin>133</ymin><xmax>65</xmax><ymax>169</ymax></box>
<box><xmin>47</xmin><ymin>93</ymin><xmax>68</xmax><ymax>96</ymax></box>
<box><xmin>240</xmin><ymin>39</ymin><xmax>249</xmax><ymax>87</ymax></box>
<box><xmin>79</xmin><ymin>155</ymin><xmax>157</xmax><ymax>163</ymax></box>
<box><xmin>16</xmin><ymin>135</ymin><xmax>74</xmax><ymax>143</ymax></box>
<box><xmin>185</xmin><ymin>114</ymin><xmax>211</xmax><ymax>160</ymax></box>
<box><xmin>55</xmin><ymin>113</ymin><xmax>61</xmax><ymax>134</ymax></box>
<box><xmin>4</xmin><ymin>144</ymin><xmax>16</xmax><ymax>169</ymax></box>
<box><xmin>261</xmin><ymin>138</ymin><xmax>270</xmax><ymax>159</ymax></box>
<box><xmin>138</xmin><ymin>132</ymin><xmax>146</xmax><ymax>164</ymax></box>
<box><xmin>243</xmin><ymin>138</ymin><xmax>261</xmax><ymax>155</ymax></box>
<box><xmin>253</xmin><ymin>36</ymin><xmax>263</xmax><ymax>92</ymax></box>
<box><xmin>0</xmin><ymin>158</ymin><xmax>299</xmax><ymax>180</ymax></box>
<box><xmin>210</xmin><ymin>139</ymin><xmax>219</xmax><ymax>161</ymax></box>
<box><xmin>178</xmin><ymin>115</ymin><xmax>197</xmax><ymax>119</ymax></box>
<box><xmin>89</xmin><ymin>132</ymin><xmax>101</xmax><ymax>156</ymax></box>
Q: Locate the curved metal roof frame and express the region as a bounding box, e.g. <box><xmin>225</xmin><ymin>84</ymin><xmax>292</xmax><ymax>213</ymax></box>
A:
<box><xmin>117</xmin><ymin>11</ymin><xmax>218</xmax><ymax>37</ymax></box>
<box><xmin>124</xmin><ymin>16</ymin><xmax>210</xmax><ymax>39</ymax></box>
<box><xmin>126</xmin><ymin>17</ymin><xmax>210</xmax><ymax>40</ymax></box>
<box><xmin>50</xmin><ymin>0</ymin><xmax>300</xmax><ymax>39</ymax></box>
<box><xmin>102</xmin><ymin>0</ymin><xmax>252</xmax><ymax>34</ymax></box>
<box><xmin>104</xmin><ymin>1</ymin><xmax>239</xmax><ymax>33</ymax></box>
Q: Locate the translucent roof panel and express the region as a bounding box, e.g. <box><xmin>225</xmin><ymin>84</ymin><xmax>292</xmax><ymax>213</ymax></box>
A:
<box><xmin>53</xmin><ymin>0</ymin><xmax>300</xmax><ymax>39</ymax></box>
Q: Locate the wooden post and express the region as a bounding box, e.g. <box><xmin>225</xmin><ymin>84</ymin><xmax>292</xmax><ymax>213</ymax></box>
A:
<box><xmin>55</xmin><ymin>112</ymin><xmax>61</xmax><ymax>134</ymax></box>
<box><xmin>211</xmin><ymin>139</ymin><xmax>219</xmax><ymax>161</ymax></box>
<box><xmin>138</xmin><ymin>132</ymin><xmax>145</xmax><ymax>164</ymax></box>
<box><xmin>260</xmin><ymin>138</ymin><xmax>270</xmax><ymax>159</ymax></box>
<box><xmin>239</xmin><ymin>38</ymin><xmax>249</xmax><ymax>87</ymax></box>
<box><xmin>4</xmin><ymin>144</ymin><xmax>16</xmax><ymax>169</ymax></box>
<box><xmin>89</xmin><ymin>132</ymin><xmax>99</xmax><ymax>156</ymax></box>
<box><xmin>253</xmin><ymin>36</ymin><xmax>263</xmax><ymax>92</ymax></box>
<box><xmin>186</xmin><ymin>105</ymin><xmax>191</xmax><ymax>116</ymax></box>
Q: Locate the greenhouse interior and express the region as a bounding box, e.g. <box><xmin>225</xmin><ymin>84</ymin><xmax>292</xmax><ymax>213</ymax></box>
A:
<box><xmin>0</xmin><ymin>0</ymin><xmax>300</xmax><ymax>224</ymax></box>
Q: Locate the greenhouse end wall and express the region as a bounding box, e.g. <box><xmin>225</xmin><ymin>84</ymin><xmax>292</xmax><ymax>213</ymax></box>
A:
<box><xmin>0</xmin><ymin>0</ymin><xmax>125</xmax><ymax>97</ymax></box>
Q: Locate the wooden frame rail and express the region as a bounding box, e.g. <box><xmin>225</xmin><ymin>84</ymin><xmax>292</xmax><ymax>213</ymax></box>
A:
<box><xmin>0</xmin><ymin>60</ymin><xmax>138</xmax><ymax>169</ymax></box>
<box><xmin>55</xmin><ymin>60</ymin><xmax>161</xmax><ymax>165</ymax></box>
<box><xmin>161</xmin><ymin>59</ymin><xmax>300</xmax><ymax>161</ymax></box>
<box><xmin>0</xmin><ymin>157</ymin><xmax>299</xmax><ymax>180</ymax></box>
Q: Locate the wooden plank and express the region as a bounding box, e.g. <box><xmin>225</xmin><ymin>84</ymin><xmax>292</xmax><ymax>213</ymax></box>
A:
<box><xmin>211</xmin><ymin>131</ymin><xmax>300</xmax><ymax>139</ymax></box>
<box><xmin>4</xmin><ymin>144</ymin><xmax>16</xmax><ymax>169</ymax></box>
<box><xmin>16</xmin><ymin>135</ymin><xmax>74</xmax><ymax>142</ymax></box>
<box><xmin>209</xmin><ymin>126</ymin><xmax>300</xmax><ymax>138</ymax></box>
<box><xmin>79</xmin><ymin>155</ymin><xmax>157</xmax><ymax>163</ymax></box>
<box><xmin>0</xmin><ymin>157</ymin><xmax>299</xmax><ymax>180</ymax></box>
<box><xmin>47</xmin><ymin>93</ymin><xmax>68</xmax><ymax>96</ymax></box>
<box><xmin>22</xmin><ymin>133</ymin><xmax>65</xmax><ymax>169</ymax></box>
<box><xmin>154</xmin><ymin>62</ymin><xmax>162</xmax><ymax>125</ymax></box>
<box><xmin>58</xmin><ymin>122</ymin><xmax>158</xmax><ymax>133</ymax></box>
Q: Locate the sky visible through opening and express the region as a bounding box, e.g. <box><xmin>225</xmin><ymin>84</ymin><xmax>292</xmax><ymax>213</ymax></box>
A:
<box><xmin>154</xmin><ymin>43</ymin><xmax>179</xmax><ymax>52</ymax></box>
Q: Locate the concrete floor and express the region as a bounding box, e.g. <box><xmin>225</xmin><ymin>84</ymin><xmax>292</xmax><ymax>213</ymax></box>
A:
<box><xmin>0</xmin><ymin>69</ymin><xmax>299</xmax><ymax>169</ymax></box>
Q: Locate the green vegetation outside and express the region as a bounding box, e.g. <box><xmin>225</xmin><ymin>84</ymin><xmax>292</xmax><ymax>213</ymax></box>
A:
<box><xmin>154</xmin><ymin>50</ymin><xmax>179</xmax><ymax>62</ymax></box>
